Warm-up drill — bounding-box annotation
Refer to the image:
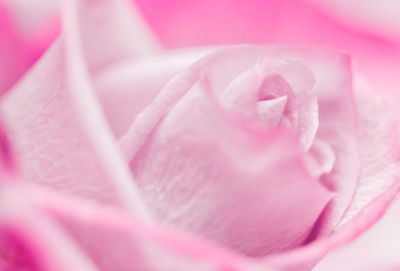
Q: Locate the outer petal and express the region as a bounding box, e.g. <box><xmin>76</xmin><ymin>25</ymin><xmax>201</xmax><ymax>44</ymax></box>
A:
<box><xmin>313</xmin><ymin>199</ymin><xmax>400</xmax><ymax>271</ymax></box>
<box><xmin>263</xmin><ymin>183</ymin><xmax>400</xmax><ymax>271</ymax></box>
<box><xmin>338</xmin><ymin>78</ymin><xmax>400</xmax><ymax>226</ymax></box>
<box><xmin>0</xmin><ymin>0</ymin><xmax>155</xmax><ymax>218</ymax></box>
<box><xmin>301</xmin><ymin>76</ymin><xmax>400</xmax><ymax>271</ymax></box>
<box><xmin>4</xmin><ymin>180</ymin><xmax>387</xmax><ymax>271</ymax></box>
<box><xmin>94</xmin><ymin>48</ymin><xmax>211</xmax><ymax>138</ymax></box>
<box><xmin>307</xmin><ymin>50</ymin><xmax>359</xmax><ymax>235</ymax></box>
<box><xmin>0</xmin><ymin>182</ymin><xmax>278</xmax><ymax>271</ymax></box>
<box><xmin>0</xmin><ymin>189</ymin><xmax>100</xmax><ymax>271</ymax></box>
<box><xmin>66</xmin><ymin>0</ymin><xmax>158</xmax><ymax>74</ymax></box>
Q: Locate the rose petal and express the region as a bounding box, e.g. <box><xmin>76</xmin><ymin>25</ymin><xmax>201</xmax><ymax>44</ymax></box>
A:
<box><xmin>307</xmin><ymin>139</ymin><xmax>336</xmax><ymax>178</ymax></box>
<box><xmin>219</xmin><ymin>66</ymin><xmax>269</xmax><ymax>121</ymax></box>
<box><xmin>257</xmin><ymin>96</ymin><xmax>288</xmax><ymax>128</ymax></box>
<box><xmin>0</xmin><ymin>182</ymin><xmax>278</xmax><ymax>271</ymax></box>
<box><xmin>264</xmin><ymin>183</ymin><xmax>399</xmax><ymax>270</ymax></box>
<box><xmin>0</xmin><ymin>189</ymin><xmax>99</xmax><ymax>271</ymax></box>
<box><xmin>0</xmin><ymin>0</ymin><xmax>155</xmax><ymax>218</ymax></box>
<box><xmin>261</xmin><ymin>60</ymin><xmax>317</xmax><ymax>149</ymax></box>
<box><xmin>66</xmin><ymin>0</ymin><xmax>159</xmax><ymax>75</ymax></box>
<box><xmin>314</xmin><ymin>198</ymin><xmax>400</xmax><ymax>271</ymax></box>
<box><xmin>205</xmin><ymin>58</ymin><xmax>318</xmax><ymax>149</ymax></box>
<box><xmin>305</xmin><ymin>49</ymin><xmax>359</xmax><ymax>235</ymax></box>
<box><xmin>338</xmin><ymin>77</ymin><xmax>400</xmax><ymax>226</ymax></box>
<box><xmin>93</xmin><ymin>48</ymin><xmax>211</xmax><ymax>138</ymax></box>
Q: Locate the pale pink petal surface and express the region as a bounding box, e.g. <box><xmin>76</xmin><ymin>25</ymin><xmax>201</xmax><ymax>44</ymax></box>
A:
<box><xmin>338</xmin><ymin>78</ymin><xmax>400</xmax><ymax>226</ymax></box>
<box><xmin>314</xmin><ymin>198</ymin><xmax>400</xmax><ymax>271</ymax></box>
<box><xmin>1</xmin><ymin>0</ymin><xmax>400</xmax><ymax>270</ymax></box>
<box><xmin>265</xmin><ymin>183</ymin><xmax>400</xmax><ymax>271</ymax></box>
<box><xmin>307</xmin><ymin>76</ymin><xmax>400</xmax><ymax>270</ymax></box>
<box><xmin>0</xmin><ymin>0</ymin><xmax>157</xmax><ymax>218</ymax></box>
<box><xmin>94</xmin><ymin>48</ymin><xmax>211</xmax><ymax>138</ymax></box>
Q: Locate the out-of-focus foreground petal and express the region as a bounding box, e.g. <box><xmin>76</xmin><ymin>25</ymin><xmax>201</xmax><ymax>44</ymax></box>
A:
<box><xmin>305</xmin><ymin>0</ymin><xmax>400</xmax><ymax>43</ymax></box>
<box><xmin>0</xmin><ymin>182</ymin><xmax>277</xmax><ymax>271</ymax></box>
<box><xmin>0</xmin><ymin>0</ymin><xmax>158</xmax><ymax>218</ymax></box>
<box><xmin>0</xmin><ymin>0</ymin><xmax>60</xmax><ymax>94</ymax></box>
<box><xmin>1</xmin><ymin>171</ymin><xmax>397</xmax><ymax>271</ymax></box>
<box><xmin>0</xmin><ymin>186</ymin><xmax>100</xmax><ymax>270</ymax></box>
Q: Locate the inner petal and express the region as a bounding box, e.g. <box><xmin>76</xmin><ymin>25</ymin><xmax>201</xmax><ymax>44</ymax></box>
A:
<box><xmin>307</xmin><ymin>139</ymin><xmax>336</xmax><ymax>179</ymax></box>
<box><xmin>259</xmin><ymin>60</ymin><xmax>318</xmax><ymax>150</ymax></box>
<box><xmin>219</xmin><ymin>64</ymin><xmax>297</xmax><ymax>130</ymax></box>
<box><xmin>219</xmin><ymin>67</ymin><xmax>263</xmax><ymax>120</ymax></box>
<box><xmin>258</xmin><ymin>74</ymin><xmax>298</xmax><ymax>129</ymax></box>
<box><xmin>257</xmin><ymin>95</ymin><xmax>288</xmax><ymax>128</ymax></box>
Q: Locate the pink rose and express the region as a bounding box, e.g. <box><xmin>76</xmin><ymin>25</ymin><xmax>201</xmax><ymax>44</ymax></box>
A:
<box><xmin>1</xmin><ymin>0</ymin><xmax>400</xmax><ymax>271</ymax></box>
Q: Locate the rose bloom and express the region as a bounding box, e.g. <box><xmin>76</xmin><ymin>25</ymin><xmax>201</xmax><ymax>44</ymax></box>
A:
<box><xmin>0</xmin><ymin>0</ymin><xmax>400</xmax><ymax>271</ymax></box>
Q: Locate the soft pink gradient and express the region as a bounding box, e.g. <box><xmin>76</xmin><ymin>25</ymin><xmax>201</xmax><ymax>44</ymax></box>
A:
<box><xmin>134</xmin><ymin>0</ymin><xmax>400</xmax><ymax>118</ymax></box>
<box><xmin>306</xmin><ymin>0</ymin><xmax>400</xmax><ymax>43</ymax></box>
<box><xmin>0</xmin><ymin>0</ymin><xmax>60</xmax><ymax>94</ymax></box>
<box><xmin>0</xmin><ymin>0</ymin><xmax>400</xmax><ymax>270</ymax></box>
